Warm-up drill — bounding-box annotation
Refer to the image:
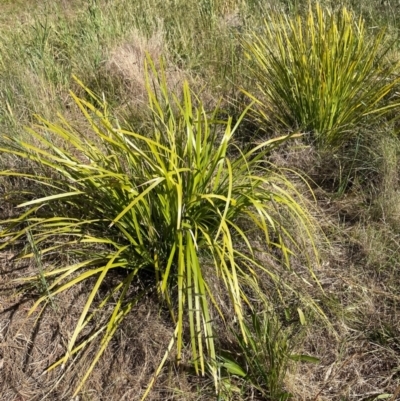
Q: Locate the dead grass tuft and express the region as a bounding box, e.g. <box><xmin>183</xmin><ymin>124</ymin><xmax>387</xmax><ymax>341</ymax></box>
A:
<box><xmin>101</xmin><ymin>29</ymin><xmax>187</xmax><ymax>116</ymax></box>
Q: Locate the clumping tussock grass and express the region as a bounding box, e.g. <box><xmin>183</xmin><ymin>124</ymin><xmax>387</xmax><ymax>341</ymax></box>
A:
<box><xmin>0</xmin><ymin>58</ymin><xmax>320</xmax><ymax>398</ymax></box>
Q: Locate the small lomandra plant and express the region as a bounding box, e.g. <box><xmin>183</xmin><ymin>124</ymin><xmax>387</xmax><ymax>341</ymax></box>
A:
<box><xmin>243</xmin><ymin>2</ymin><xmax>400</xmax><ymax>148</ymax></box>
<box><xmin>0</xmin><ymin>59</ymin><xmax>317</xmax><ymax>398</ymax></box>
<box><xmin>220</xmin><ymin>311</ymin><xmax>319</xmax><ymax>401</ymax></box>
<box><xmin>218</xmin><ymin>286</ymin><xmax>320</xmax><ymax>400</ymax></box>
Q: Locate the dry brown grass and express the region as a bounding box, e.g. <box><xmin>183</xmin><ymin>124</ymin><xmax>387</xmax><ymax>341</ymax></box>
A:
<box><xmin>98</xmin><ymin>27</ymin><xmax>219</xmax><ymax>128</ymax></box>
<box><xmin>0</xmin><ymin>257</ymin><xmax>193</xmax><ymax>401</ymax></box>
<box><xmin>274</xmin><ymin>226</ymin><xmax>399</xmax><ymax>401</ymax></box>
<box><xmin>104</xmin><ymin>29</ymin><xmax>171</xmax><ymax>105</ymax></box>
<box><xmin>92</xmin><ymin>32</ymin><xmax>177</xmax><ymax>134</ymax></box>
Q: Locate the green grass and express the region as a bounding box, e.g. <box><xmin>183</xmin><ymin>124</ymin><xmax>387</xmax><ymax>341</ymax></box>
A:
<box><xmin>242</xmin><ymin>2</ymin><xmax>400</xmax><ymax>148</ymax></box>
<box><xmin>220</xmin><ymin>310</ymin><xmax>318</xmax><ymax>401</ymax></box>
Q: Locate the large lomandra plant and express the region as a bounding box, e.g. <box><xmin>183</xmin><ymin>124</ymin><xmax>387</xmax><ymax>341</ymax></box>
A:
<box><xmin>243</xmin><ymin>2</ymin><xmax>400</xmax><ymax>148</ymax></box>
<box><xmin>0</xmin><ymin>59</ymin><xmax>318</xmax><ymax>398</ymax></box>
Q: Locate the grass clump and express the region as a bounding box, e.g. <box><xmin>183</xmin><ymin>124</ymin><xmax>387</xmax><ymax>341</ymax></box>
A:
<box><xmin>220</xmin><ymin>310</ymin><xmax>318</xmax><ymax>401</ymax></box>
<box><xmin>0</xmin><ymin>59</ymin><xmax>319</xmax><ymax>398</ymax></box>
<box><xmin>243</xmin><ymin>2</ymin><xmax>400</xmax><ymax>148</ymax></box>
